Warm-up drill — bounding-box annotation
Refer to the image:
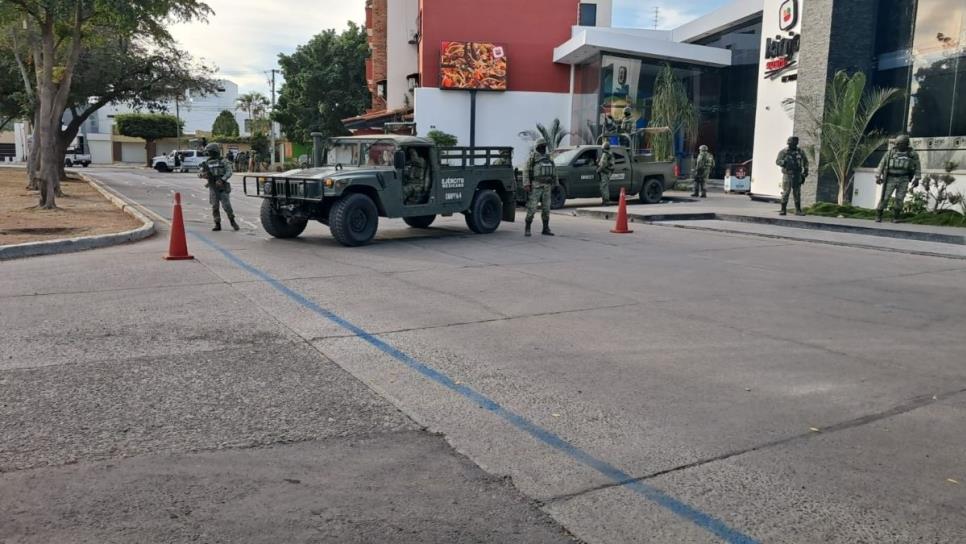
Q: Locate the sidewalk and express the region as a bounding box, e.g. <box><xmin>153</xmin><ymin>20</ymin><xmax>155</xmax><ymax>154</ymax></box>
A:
<box><xmin>560</xmin><ymin>191</ymin><xmax>966</xmax><ymax>258</ymax></box>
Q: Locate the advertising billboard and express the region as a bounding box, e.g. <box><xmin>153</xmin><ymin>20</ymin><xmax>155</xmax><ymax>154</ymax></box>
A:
<box><xmin>440</xmin><ymin>41</ymin><xmax>508</xmax><ymax>91</ymax></box>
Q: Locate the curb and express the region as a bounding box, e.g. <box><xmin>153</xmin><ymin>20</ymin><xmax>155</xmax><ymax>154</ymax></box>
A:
<box><xmin>573</xmin><ymin>208</ymin><xmax>966</xmax><ymax>246</ymax></box>
<box><xmin>0</xmin><ymin>173</ymin><xmax>157</xmax><ymax>261</ymax></box>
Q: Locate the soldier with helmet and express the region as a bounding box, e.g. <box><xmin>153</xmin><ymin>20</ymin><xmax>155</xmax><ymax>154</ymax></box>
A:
<box><xmin>776</xmin><ymin>136</ymin><xmax>809</xmax><ymax>216</ymax></box>
<box><xmin>693</xmin><ymin>145</ymin><xmax>715</xmax><ymax>198</ymax></box>
<box><xmin>597</xmin><ymin>141</ymin><xmax>615</xmax><ymax>205</ymax></box>
<box><xmin>875</xmin><ymin>134</ymin><xmax>921</xmax><ymax>223</ymax></box>
<box><xmin>524</xmin><ymin>138</ymin><xmax>557</xmax><ymax>237</ymax></box>
<box><xmin>620</xmin><ymin>106</ymin><xmax>635</xmax><ymax>135</ymax></box>
<box><xmin>199</xmin><ymin>143</ymin><xmax>239</xmax><ymax>231</ymax></box>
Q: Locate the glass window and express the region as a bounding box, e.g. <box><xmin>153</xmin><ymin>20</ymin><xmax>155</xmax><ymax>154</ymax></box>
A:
<box><xmin>875</xmin><ymin>0</ymin><xmax>916</xmax><ymax>55</ymax></box>
<box><xmin>579</xmin><ymin>3</ymin><xmax>597</xmax><ymax>27</ymax></box>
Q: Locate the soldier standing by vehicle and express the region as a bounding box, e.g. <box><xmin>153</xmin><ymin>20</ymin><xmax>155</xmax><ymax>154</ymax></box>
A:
<box><xmin>524</xmin><ymin>138</ymin><xmax>556</xmax><ymax>237</ymax></box>
<box><xmin>200</xmin><ymin>143</ymin><xmax>239</xmax><ymax>231</ymax></box>
<box><xmin>597</xmin><ymin>141</ymin><xmax>614</xmax><ymax>205</ymax></box>
<box><xmin>693</xmin><ymin>145</ymin><xmax>715</xmax><ymax>198</ymax></box>
<box><xmin>875</xmin><ymin>134</ymin><xmax>921</xmax><ymax>223</ymax></box>
<box><xmin>776</xmin><ymin>136</ymin><xmax>809</xmax><ymax>216</ymax></box>
<box><xmin>403</xmin><ymin>148</ymin><xmax>427</xmax><ymax>204</ymax></box>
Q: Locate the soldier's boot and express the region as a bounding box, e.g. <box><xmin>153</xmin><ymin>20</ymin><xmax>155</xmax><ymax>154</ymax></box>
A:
<box><xmin>212</xmin><ymin>221</ymin><xmax>222</xmax><ymax>232</ymax></box>
<box><xmin>541</xmin><ymin>220</ymin><xmax>555</xmax><ymax>236</ymax></box>
<box><xmin>892</xmin><ymin>209</ymin><xmax>902</xmax><ymax>223</ymax></box>
<box><xmin>795</xmin><ymin>208</ymin><xmax>805</xmax><ymax>216</ymax></box>
<box><xmin>875</xmin><ymin>209</ymin><xmax>884</xmax><ymax>223</ymax></box>
<box><xmin>229</xmin><ymin>216</ymin><xmax>240</xmax><ymax>231</ymax></box>
<box><xmin>524</xmin><ymin>220</ymin><xmax>532</xmax><ymax>237</ymax></box>
<box><xmin>691</xmin><ymin>185</ymin><xmax>699</xmax><ymax>197</ymax></box>
<box><xmin>779</xmin><ymin>204</ymin><xmax>787</xmax><ymax>216</ymax></box>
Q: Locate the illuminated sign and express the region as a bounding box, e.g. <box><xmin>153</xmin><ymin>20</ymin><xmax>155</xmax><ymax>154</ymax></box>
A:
<box><xmin>764</xmin><ymin>33</ymin><xmax>801</xmax><ymax>79</ymax></box>
<box><xmin>440</xmin><ymin>41</ymin><xmax>508</xmax><ymax>91</ymax></box>
<box><xmin>779</xmin><ymin>0</ymin><xmax>798</xmax><ymax>31</ymax></box>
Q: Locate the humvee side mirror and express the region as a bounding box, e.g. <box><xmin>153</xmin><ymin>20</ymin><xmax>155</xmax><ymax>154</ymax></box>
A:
<box><xmin>393</xmin><ymin>150</ymin><xmax>406</xmax><ymax>170</ymax></box>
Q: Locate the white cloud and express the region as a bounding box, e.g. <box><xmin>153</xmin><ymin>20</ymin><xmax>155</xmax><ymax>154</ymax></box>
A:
<box><xmin>168</xmin><ymin>0</ymin><xmax>366</xmax><ymax>96</ymax></box>
<box><xmin>612</xmin><ymin>0</ymin><xmax>727</xmax><ymax>30</ymax></box>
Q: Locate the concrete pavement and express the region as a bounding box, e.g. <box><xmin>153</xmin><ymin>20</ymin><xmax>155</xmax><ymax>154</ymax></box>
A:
<box><xmin>2</xmin><ymin>167</ymin><xmax>965</xmax><ymax>543</ymax></box>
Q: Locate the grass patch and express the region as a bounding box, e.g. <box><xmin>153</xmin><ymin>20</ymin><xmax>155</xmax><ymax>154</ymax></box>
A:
<box><xmin>806</xmin><ymin>202</ymin><xmax>966</xmax><ymax>228</ymax></box>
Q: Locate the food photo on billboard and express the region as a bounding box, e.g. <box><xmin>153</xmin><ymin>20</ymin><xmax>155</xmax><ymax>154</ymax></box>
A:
<box><xmin>440</xmin><ymin>41</ymin><xmax>508</xmax><ymax>91</ymax></box>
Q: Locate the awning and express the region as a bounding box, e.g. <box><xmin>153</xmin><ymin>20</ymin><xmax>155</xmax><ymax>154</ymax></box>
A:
<box><xmin>342</xmin><ymin>107</ymin><xmax>414</xmax><ymax>132</ymax></box>
<box><xmin>553</xmin><ymin>27</ymin><xmax>732</xmax><ymax>67</ymax></box>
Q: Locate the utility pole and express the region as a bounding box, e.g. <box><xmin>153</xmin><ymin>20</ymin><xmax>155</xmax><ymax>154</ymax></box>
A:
<box><xmin>267</xmin><ymin>69</ymin><xmax>280</xmax><ymax>167</ymax></box>
<box><xmin>653</xmin><ymin>7</ymin><xmax>660</xmax><ymax>30</ymax></box>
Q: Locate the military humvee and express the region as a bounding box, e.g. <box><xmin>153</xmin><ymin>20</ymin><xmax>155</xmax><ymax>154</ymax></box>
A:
<box><xmin>244</xmin><ymin>135</ymin><xmax>516</xmax><ymax>247</ymax></box>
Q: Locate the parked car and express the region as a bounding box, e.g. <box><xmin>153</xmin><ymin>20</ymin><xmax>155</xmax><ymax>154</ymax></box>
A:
<box><xmin>152</xmin><ymin>150</ymin><xmax>205</xmax><ymax>173</ymax></box>
<box><xmin>515</xmin><ymin>144</ymin><xmax>676</xmax><ymax>209</ymax></box>
<box><xmin>244</xmin><ymin>135</ymin><xmax>516</xmax><ymax>247</ymax></box>
<box><xmin>64</xmin><ymin>147</ymin><xmax>91</xmax><ymax>168</ymax></box>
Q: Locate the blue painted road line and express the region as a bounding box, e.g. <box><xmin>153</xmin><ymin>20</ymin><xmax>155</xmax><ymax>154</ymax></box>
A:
<box><xmin>193</xmin><ymin>232</ymin><xmax>760</xmax><ymax>544</ymax></box>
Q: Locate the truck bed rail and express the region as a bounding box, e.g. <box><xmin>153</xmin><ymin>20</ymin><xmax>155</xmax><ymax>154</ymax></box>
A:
<box><xmin>439</xmin><ymin>147</ymin><xmax>514</xmax><ymax>168</ymax></box>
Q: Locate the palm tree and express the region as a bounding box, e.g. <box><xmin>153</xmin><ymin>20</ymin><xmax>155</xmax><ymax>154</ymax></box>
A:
<box><xmin>796</xmin><ymin>70</ymin><xmax>902</xmax><ymax>205</ymax></box>
<box><xmin>651</xmin><ymin>63</ymin><xmax>697</xmax><ymax>163</ymax></box>
<box><xmin>236</xmin><ymin>92</ymin><xmax>269</xmax><ymax>135</ymax></box>
<box><xmin>521</xmin><ymin>118</ymin><xmax>570</xmax><ymax>152</ymax></box>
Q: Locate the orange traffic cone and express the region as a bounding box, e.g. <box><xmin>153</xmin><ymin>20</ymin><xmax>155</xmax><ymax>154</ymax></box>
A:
<box><xmin>164</xmin><ymin>192</ymin><xmax>194</xmax><ymax>260</ymax></box>
<box><xmin>610</xmin><ymin>187</ymin><xmax>633</xmax><ymax>234</ymax></box>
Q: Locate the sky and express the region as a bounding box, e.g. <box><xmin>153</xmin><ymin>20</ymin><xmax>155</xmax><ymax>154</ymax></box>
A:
<box><xmin>168</xmin><ymin>0</ymin><xmax>731</xmax><ymax>98</ymax></box>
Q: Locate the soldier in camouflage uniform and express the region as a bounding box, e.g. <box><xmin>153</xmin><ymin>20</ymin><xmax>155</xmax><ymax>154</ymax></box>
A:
<box><xmin>875</xmin><ymin>134</ymin><xmax>921</xmax><ymax>223</ymax></box>
<box><xmin>775</xmin><ymin>136</ymin><xmax>809</xmax><ymax>216</ymax></box>
<box><xmin>403</xmin><ymin>148</ymin><xmax>427</xmax><ymax>204</ymax></box>
<box><xmin>199</xmin><ymin>143</ymin><xmax>238</xmax><ymax>231</ymax></box>
<box><xmin>597</xmin><ymin>141</ymin><xmax>614</xmax><ymax>205</ymax></box>
<box><xmin>524</xmin><ymin>138</ymin><xmax>556</xmax><ymax>237</ymax></box>
<box><xmin>693</xmin><ymin>145</ymin><xmax>715</xmax><ymax>198</ymax></box>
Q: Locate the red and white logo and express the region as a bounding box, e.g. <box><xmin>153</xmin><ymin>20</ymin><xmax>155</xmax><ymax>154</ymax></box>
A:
<box><xmin>779</xmin><ymin>0</ymin><xmax>798</xmax><ymax>31</ymax></box>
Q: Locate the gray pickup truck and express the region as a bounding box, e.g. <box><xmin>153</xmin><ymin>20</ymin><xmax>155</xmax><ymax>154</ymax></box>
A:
<box><xmin>244</xmin><ymin>135</ymin><xmax>516</xmax><ymax>247</ymax></box>
<box><xmin>516</xmin><ymin>144</ymin><xmax>676</xmax><ymax>208</ymax></box>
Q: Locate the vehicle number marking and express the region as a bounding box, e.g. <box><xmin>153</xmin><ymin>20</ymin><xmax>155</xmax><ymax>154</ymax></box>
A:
<box><xmin>581</xmin><ymin>175</ymin><xmax>595</xmax><ymax>180</ymax></box>
<box><xmin>441</xmin><ymin>177</ymin><xmax>465</xmax><ymax>189</ymax></box>
<box><xmin>612</xmin><ymin>173</ymin><xmax>626</xmax><ymax>181</ymax></box>
<box><xmin>445</xmin><ymin>192</ymin><xmax>462</xmax><ymax>201</ymax></box>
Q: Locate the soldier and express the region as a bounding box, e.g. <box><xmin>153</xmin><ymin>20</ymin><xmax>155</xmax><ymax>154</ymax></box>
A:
<box><xmin>693</xmin><ymin>145</ymin><xmax>715</xmax><ymax>198</ymax></box>
<box><xmin>524</xmin><ymin>138</ymin><xmax>557</xmax><ymax>237</ymax></box>
<box><xmin>403</xmin><ymin>148</ymin><xmax>427</xmax><ymax>204</ymax></box>
<box><xmin>620</xmin><ymin>106</ymin><xmax>635</xmax><ymax>134</ymax></box>
<box><xmin>875</xmin><ymin>134</ymin><xmax>921</xmax><ymax>223</ymax></box>
<box><xmin>199</xmin><ymin>143</ymin><xmax>239</xmax><ymax>231</ymax></box>
<box><xmin>597</xmin><ymin>141</ymin><xmax>614</xmax><ymax>205</ymax></box>
<box><xmin>775</xmin><ymin>136</ymin><xmax>809</xmax><ymax>216</ymax></box>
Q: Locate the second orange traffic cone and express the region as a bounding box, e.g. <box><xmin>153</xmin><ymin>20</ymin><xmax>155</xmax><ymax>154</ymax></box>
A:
<box><xmin>610</xmin><ymin>187</ymin><xmax>633</xmax><ymax>234</ymax></box>
<box><xmin>164</xmin><ymin>192</ymin><xmax>194</xmax><ymax>260</ymax></box>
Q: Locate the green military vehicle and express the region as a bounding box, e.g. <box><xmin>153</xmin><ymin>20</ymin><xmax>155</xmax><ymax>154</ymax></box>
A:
<box><xmin>244</xmin><ymin>135</ymin><xmax>516</xmax><ymax>247</ymax></box>
<box><xmin>516</xmin><ymin>143</ymin><xmax>676</xmax><ymax>209</ymax></box>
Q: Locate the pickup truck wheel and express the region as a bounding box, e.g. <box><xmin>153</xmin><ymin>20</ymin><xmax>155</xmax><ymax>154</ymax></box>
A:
<box><xmin>550</xmin><ymin>184</ymin><xmax>567</xmax><ymax>209</ymax></box>
<box><xmin>639</xmin><ymin>178</ymin><xmax>664</xmax><ymax>204</ymax></box>
<box><xmin>329</xmin><ymin>193</ymin><xmax>379</xmax><ymax>247</ymax></box>
<box><xmin>465</xmin><ymin>189</ymin><xmax>502</xmax><ymax>234</ymax></box>
<box><xmin>260</xmin><ymin>199</ymin><xmax>308</xmax><ymax>239</ymax></box>
<box><xmin>64</xmin><ymin>159</ymin><xmax>73</xmax><ymax>167</ymax></box>
<box><xmin>81</xmin><ymin>162</ymin><xmax>89</xmax><ymax>168</ymax></box>
<box><xmin>154</xmin><ymin>163</ymin><xmax>169</xmax><ymax>173</ymax></box>
<box><xmin>403</xmin><ymin>215</ymin><xmax>436</xmax><ymax>229</ymax></box>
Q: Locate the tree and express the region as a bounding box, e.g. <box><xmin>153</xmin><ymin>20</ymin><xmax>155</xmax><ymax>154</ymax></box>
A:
<box><xmin>0</xmin><ymin>53</ymin><xmax>25</xmax><ymax>132</ymax></box>
<box><xmin>796</xmin><ymin>70</ymin><xmax>902</xmax><ymax>205</ymax></box>
<box><xmin>236</xmin><ymin>92</ymin><xmax>268</xmax><ymax>134</ymax></box>
<box><xmin>274</xmin><ymin>22</ymin><xmax>369</xmax><ymax>143</ymax></box>
<box><xmin>212</xmin><ymin>109</ymin><xmax>239</xmax><ymax>137</ymax></box>
<box><xmin>115</xmin><ymin>113</ymin><xmax>181</xmax><ymax>166</ymax></box>
<box><xmin>0</xmin><ymin>0</ymin><xmax>212</xmax><ymax>208</ymax></box>
<box><xmin>522</xmin><ymin>119</ymin><xmax>569</xmax><ymax>152</ymax></box>
<box><xmin>651</xmin><ymin>63</ymin><xmax>697</xmax><ymax>163</ymax></box>
<box><xmin>426</xmin><ymin>129</ymin><xmax>457</xmax><ymax>147</ymax></box>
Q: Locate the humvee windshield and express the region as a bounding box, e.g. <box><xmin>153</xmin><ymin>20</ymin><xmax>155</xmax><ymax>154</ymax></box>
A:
<box><xmin>325</xmin><ymin>140</ymin><xmax>398</xmax><ymax>167</ymax></box>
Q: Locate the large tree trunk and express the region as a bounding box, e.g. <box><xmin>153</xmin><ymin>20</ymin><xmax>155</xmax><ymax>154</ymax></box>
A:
<box><xmin>27</xmin><ymin>120</ymin><xmax>41</xmax><ymax>191</ymax></box>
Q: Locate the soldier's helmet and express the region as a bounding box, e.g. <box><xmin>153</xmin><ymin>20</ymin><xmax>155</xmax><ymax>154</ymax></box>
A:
<box><xmin>699</xmin><ymin>145</ymin><xmax>709</xmax><ymax>152</ymax></box>
<box><xmin>895</xmin><ymin>134</ymin><xmax>911</xmax><ymax>150</ymax></box>
<box><xmin>205</xmin><ymin>143</ymin><xmax>221</xmax><ymax>159</ymax></box>
<box><xmin>602</xmin><ymin>141</ymin><xmax>611</xmax><ymax>150</ymax></box>
<box><xmin>623</xmin><ymin>106</ymin><xmax>632</xmax><ymax>117</ymax></box>
<box><xmin>534</xmin><ymin>137</ymin><xmax>547</xmax><ymax>152</ymax></box>
<box><xmin>787</xmin><ymin>136</ymin><xmax>800</xmax><ymax>147</ymax></box>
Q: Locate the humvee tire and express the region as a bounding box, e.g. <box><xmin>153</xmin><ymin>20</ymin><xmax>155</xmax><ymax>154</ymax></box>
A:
<box><xmin>639</xmin><ymin>177</ymin><xmax>664</xmax><ymax>204</ymax></box>
<box><xmin>464</xmin><ymin>189</ymin><xmax>502</xmax><ymax>234</ymax></box>
<box><xmin>330</xmin><ymin>193</ymin><xmax>379</xmax><ymax>247</ymax></box>
<box><xmin>550</xmin><ymin>184</ymin><xmax>567</xmax><ymax>209</ymax></box>
<box><xmin>260</xmin><ymin>199</ymin><xmax>308</xmax><ymax>238</ymax></box>
<box><xmin>403</xmin><ymin>215</ymin><xmax>436</xmax><ymax>229</ymax></box>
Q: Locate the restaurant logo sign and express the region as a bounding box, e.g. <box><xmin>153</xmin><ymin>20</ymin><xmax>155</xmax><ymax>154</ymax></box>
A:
<box><xmin>764</xmin><ymin>0</ymin><xmax>801</xmax><ymax>80</ymax></box>
<box><xmin>779</xmin><ymin>0</ymin><xmax>798</xmax><ymax>31</ymax></box>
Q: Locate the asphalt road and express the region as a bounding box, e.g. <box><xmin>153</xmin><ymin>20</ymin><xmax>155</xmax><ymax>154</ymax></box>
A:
<box><xmin>3</xmin><ymin>167</ymin><xmax>965</xmax><ymax>543</ymax></box>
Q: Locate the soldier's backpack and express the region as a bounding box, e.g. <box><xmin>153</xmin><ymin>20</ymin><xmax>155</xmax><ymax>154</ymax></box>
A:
<box><xmin>532</xmin><ymin>155</ymin><xmax>555</xmax><ymax>181</ymax></box>
<box><xmin>887</xmin><ymin>151</ymin><xmax>914</xmax><ymax>176</ymax></box>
